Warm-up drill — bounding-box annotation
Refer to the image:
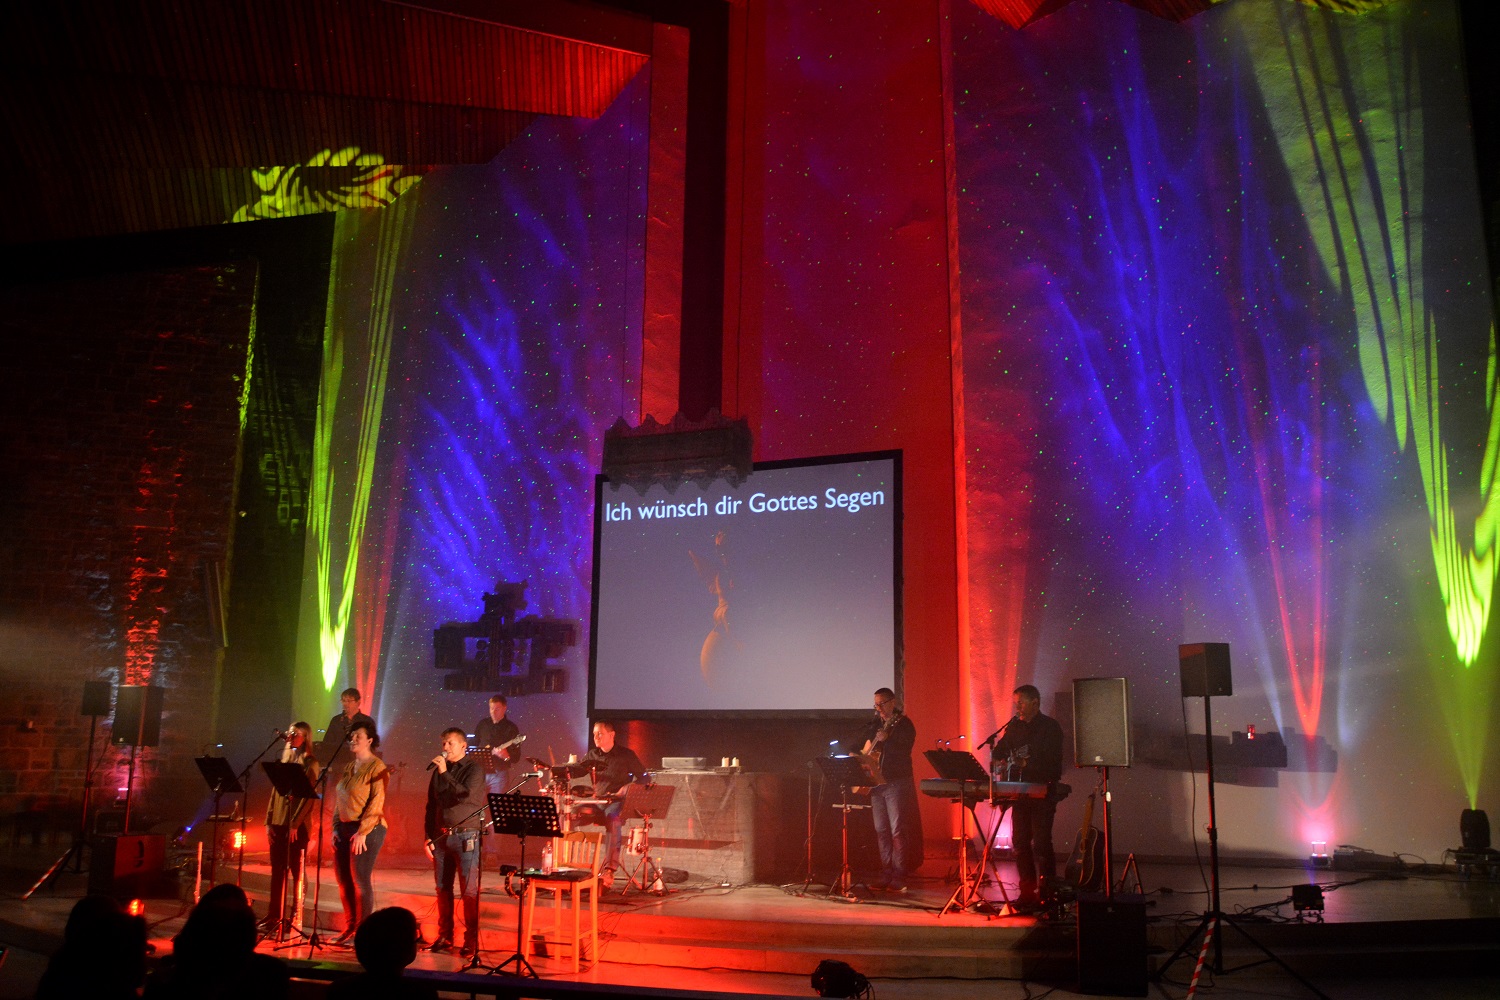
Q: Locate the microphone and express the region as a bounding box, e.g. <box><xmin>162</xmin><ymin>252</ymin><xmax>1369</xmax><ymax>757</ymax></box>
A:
<box><xmin>273</xmin><ymin>729</ymin><xmax>291</xmax><ymax>740</ymax></box>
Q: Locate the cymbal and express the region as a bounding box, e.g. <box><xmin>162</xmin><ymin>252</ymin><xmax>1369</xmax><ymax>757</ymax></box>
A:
<box><xmin>547</xmin><ymin>762</ymin><xmax>595</xmax><ymax>778</ymax></box>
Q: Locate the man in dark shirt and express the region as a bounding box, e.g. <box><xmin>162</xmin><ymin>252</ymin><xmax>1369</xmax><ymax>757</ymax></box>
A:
<box><xmin>473</xmin><ymin>694</ymin><xmax>522</xmax><ymax>795</ymax></box>
<box><xmin>864</xmin><ymin>687</ymin><xmax>919</xmax><ymax>891</ymax></box>
<box><xmin>423</xmin><ymin>727</ymin><xmax>486</xmax><ymax>958</ymax></box>
<box><xmin>991</xmin><ymin>683</ymin><xmax>1064</xmax><ymax>911</ymax></box>
<box><xmin>579</xmin><ymin>720</ymin><xmax>645</xmax><ymax>880</ymax></box>
<box><xmin>322</xmin><ymin>688</ymin><xmax>376</xmax><ymax>770</ymax></box>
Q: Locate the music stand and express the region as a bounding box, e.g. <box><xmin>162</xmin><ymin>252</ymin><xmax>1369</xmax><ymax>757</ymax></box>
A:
<box><xmin>620</xmin><ymin>782</ymin><xmax>676</xmax><ymax>894</ymax></box>
<box><xmin>194</xmin><ymin>756</ymin><xmax>242</xmax><ymax>886</ymax></box>
<box><xmin>261</xmin><ymin>761</ymin><xmax>320</xmax><ymax>942</ymax></box>
<box><xmin>923</xmin><ymin>749</ymin><xmax>1000</xmax><ymax>916</ymax></box>
<box><xmin>487</xmin><ymin>792</ymin><xmax>561</xmax><ymax>978</ymax></box>
<box><xmin>814</xmin><ymin>755</ymin><xmax>869</xmax><ymax>900</ymax></box>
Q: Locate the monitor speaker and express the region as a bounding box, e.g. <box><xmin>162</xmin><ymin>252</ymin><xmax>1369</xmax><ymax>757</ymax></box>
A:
<box><xmin>81</xmin><ymin>680</ymin><xmax>112</xmax><ymax>717</ymax></box>
<box><xmin>1073</xmin><ymin>678</ymin><xmax>1131</xmax><ymax>768</ymax></box>
<box><xmin>112</xmin><ymin>686</ymin><xmax>165</xmax><ymax>747</ymax></box>
<box><xmin>1077</xmin><ymin>892</ymin><xmax>1147</xmax><ymax>996</ymax></box>
<box><xmin>89</xmin><ymin>833</ymin><xmax>166</xmax><ymax>899</ymax></box>
<box><xmin>1179</xmin><ymin>642</ymin><xmax>1232</xmax><ymax>697</ymax></box>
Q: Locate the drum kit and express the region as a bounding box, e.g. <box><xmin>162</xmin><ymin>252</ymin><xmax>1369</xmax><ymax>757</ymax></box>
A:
<box><xmin>525</xmin><ymin>758</ymin><xmax>609</xmax><ymax>834</ymax></box>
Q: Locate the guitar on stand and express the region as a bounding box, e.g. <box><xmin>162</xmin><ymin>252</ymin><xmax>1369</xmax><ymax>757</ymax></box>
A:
<box><xmin>1063</xmin><ymin>786</ymin><xmax>1106</xmax><ymax>896</ymax></box>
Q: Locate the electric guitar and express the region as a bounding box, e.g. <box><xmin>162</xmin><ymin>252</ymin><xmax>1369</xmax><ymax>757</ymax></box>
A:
<box><xmin>469</xmin><ymin>734</ymin><xmax>527</xmax><ymax>774</ymax></box>
<box><xmin>1064</xmin><ymin>788</ymin><xmax>1105</xmax><ymax>892</ymax></box>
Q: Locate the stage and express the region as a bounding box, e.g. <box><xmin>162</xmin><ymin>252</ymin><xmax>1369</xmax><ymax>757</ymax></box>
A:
<box><xmin>2</xmin><ymin>839</ymin><xmax>1498</xmax><ymax>999</ymax></box>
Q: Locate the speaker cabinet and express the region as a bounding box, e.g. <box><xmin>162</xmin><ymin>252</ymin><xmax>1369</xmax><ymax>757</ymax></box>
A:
<box><xmin>89</xmin><ymin>833</ymin><xmax>166</xmax><ymax>899</ymax></box>
<box><xmin>1077</xmin><ymin>892</ymin><xmax>1147</xmax><ymax>996</ymax></box>
<box><xmin>111</xmin><ymin>685</ymin><xmax>165</xmax><ymax>747</ymax></box>
<box><xmin>80</xmin><ymin>680</ymin><xmax>112</xmax><ymax>717</ymax></box>
<box><xmin>1179</xmin><ymin>642</ymin><xmax>1232</xmax><ymax>697</ymax></box>
<box><xmin>1073</xmin><ymin>678</ymin><xmax>1132</xmax><ymax>768</ymax></box>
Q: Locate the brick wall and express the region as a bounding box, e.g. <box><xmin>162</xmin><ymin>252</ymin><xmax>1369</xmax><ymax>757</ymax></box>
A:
<box><xmin>0</xmin><ymin>262</ymin><xmax>258</xmax><ymax>831</ymax></box>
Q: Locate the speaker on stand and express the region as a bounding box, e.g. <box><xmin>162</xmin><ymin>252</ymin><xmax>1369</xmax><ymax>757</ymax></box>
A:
<box><xmin>112</xmin><ymin>685</ymin><xmax>165</xmax><ymax>833</ymax></box>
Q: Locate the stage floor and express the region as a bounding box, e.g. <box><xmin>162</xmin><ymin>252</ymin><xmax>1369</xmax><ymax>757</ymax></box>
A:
<box><xmin>2</xmin><ymin>841</ymin><xmax>1498</xmax><ymax>1000</ymax></box>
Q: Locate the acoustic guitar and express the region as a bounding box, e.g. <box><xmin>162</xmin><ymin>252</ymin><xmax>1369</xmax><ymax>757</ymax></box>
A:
<box><xmin>1064</xmin><ymin>789</ymin><xmax>1105</xmax><ymax>893</ymax></box>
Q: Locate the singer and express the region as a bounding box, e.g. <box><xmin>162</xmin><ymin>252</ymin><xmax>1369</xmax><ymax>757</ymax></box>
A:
<box><xmin>262</xmin><ymin>722</ymin><xmax>321</xmax><ymax>932</ymax></box>
<box><xmin>423</xmin><ymin>727</ymin><xmax>486</xmax><ymax>958</ymax></box>
<box><xmin>991</xmin><ymin>684</ymin><xmax>1063</xmax><ymax>913</ymax></box>
<box><xmin>331</xmin><ymin>721</ymin><xmax>389</xmax><ymax>943</ymax></box>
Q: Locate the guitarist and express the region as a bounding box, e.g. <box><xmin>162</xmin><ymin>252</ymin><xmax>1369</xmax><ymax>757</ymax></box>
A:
<box><xmin>474</xmin><ymin>694</ymin><xmax>523</xmax><ymax>795</ymax></box>
<box><xmin>865</xmin><ymin>688</ymin><xmax>919</xmax><ymax>892</ymax></box>
<box><xmin>992</xmin><ymin>684</ymin><xmax>1063</xmax><ymax>913</ymax></box>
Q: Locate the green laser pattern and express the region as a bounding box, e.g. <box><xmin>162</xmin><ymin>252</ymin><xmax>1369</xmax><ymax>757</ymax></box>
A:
<box><xmin>305</xmin><ymin>191</ymin><xmax>420</xmax><ymax>691</ymax></box>
<box><xmin>1241</xmin><ymin>1</ymin><xmax>1496</xmax><ymax>802</ymax></box>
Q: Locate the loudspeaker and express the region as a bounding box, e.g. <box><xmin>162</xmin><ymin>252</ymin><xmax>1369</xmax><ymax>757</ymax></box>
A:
<box><xmin>111</xmin><ymin>685</ymin><xmax>165</xmax><ymax>747</ymax></box>
<box><xmin>1073</xmin><ymin>678</ymin><xmax>1131</xmax><ymax>768</ymax></box>
<box><xmin>1179</xmin><ymin>642</ymin><xmax>1232</xmax><ymax>697</ymax></box>
<box><xmin>1461</xmin><ymin>809</ymin><xmax>1491</xmax><ymax>851</ymax></box>
<box><xmin>80</xmin><ymin>680</ymin><xmax>112</xmax><ymax>717</ymax></box>
<box><xmin>1077</xmin><ymin>892</ymin><xmax>1147</xmax><ymax>996</ymax></box>
<box><xmin>89</xmin><ymin>833</ymin><xmax>166</xmax><ymax>899</ymax></box>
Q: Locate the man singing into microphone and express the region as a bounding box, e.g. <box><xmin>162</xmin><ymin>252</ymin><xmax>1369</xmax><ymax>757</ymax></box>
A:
<box><xmin>991</xmin><ymin>684</ymin><xmax>1063</xmax><ymax>913</ymax></box>
<box><xmin>424</xmin><ymin>727</ymin><xmax>486</xmax><ymax>958</ymax></box>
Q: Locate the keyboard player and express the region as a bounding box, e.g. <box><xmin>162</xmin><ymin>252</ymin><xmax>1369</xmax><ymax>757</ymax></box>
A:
<box><xmin>990</xmin><ymin>684</ymin><xmax>1063</xmax><ymax>913</ymax></box>
<box><xmin>575</xmin><ymin>720</ymin><xmax>646</xmax><ymax>886</ymax></box>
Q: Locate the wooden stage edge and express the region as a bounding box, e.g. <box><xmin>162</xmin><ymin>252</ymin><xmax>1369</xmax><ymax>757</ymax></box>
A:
<box><xmin>215</xmin><ymin>855</ymin><xmax>1500</xmax><ymax>983</ymax></box>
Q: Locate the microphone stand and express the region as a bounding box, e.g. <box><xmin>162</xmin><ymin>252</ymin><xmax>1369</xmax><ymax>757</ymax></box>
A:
<box><xmin>303</xmin><ymin>760</ymin><xmax>337</xmax><ymax>956</ymax></box>
<box><xmin>238</xmin><ymin>731</ymin><xmax>285</xmax><ymax>887</ymax></box>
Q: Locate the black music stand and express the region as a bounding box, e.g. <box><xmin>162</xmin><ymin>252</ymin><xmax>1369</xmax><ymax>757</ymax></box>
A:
<box><xmin>814</xmin><ymin>755</ymin><xmax>869</xmax><ymax>901</ymax></box>
<box><xmin>620</xmin><ymin>782</ymin><xmax>676</xmax><ymax>894</ymax></box>
<box><xmin>261</xmin><ymin>761</ymin><xmax>320</xmax><ymax>941</ymax></box>
<box><xmin>194</xmin><ymin>756</ymin><xmax>242</xmax><ymax>886</ymax></box>
<box><xmin>924</xmin><ymin>749</ymin><xmax>1000</xmax><ymax>916</ymax></box>
<box><xmin>487</xmin><ymin>792</ymin><xmax>561</xmax><ymax>978</ymax></box>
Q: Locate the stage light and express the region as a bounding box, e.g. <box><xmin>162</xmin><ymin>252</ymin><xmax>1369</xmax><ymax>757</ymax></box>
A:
<box><xmin>127</xmin><ymin>898</ymin><xmax>146</xmax><ymax>917</ymax></box>
<box><xmin>811</xmin><ymin>959</ymin><xmax>871</xmax><ymax>998</ymax></box>
<box><xmin>1460</xmin><ymin>809</ymin><xmax>1490</xmax><ymax>851</ymax></box>
<box><xmin>230</xmin><ymin>830</ymin><xmax>247</xmax><ymax>850</ymax></box>
<box><xmin>1291</xmin><ymin>883</ymin><xmax>1324</xmax><ymax>919</ymax></box>
<box><xmin>1309</xmin><ymin>841</ymin><xmax>1329</xmax><ymax>869</ymax></box>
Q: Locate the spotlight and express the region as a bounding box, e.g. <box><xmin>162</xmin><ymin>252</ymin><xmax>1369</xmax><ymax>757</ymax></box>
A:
<box><xmin>1291</xmin><ymin>883</ymin><xmax>1324</xmax><ymax>920</ymax></box>
<box><xmin>1309</xmin><ymin>840</ymin><xmax>1330</xmax><ymax>869</ymax></box>
<box><xmin>127</xmin><ymin>898</ymin><xmax>146</xmax><ymax>917</ymax></box>
<box><xmin>811</xmin><ymin>959</ymin><xmax>871</xmax><ymax>999</ymax></box>
<box><xmin>1460</xmin><ymin>809</ymin><xmax>1490</xmax><ymax>852</ymax></box>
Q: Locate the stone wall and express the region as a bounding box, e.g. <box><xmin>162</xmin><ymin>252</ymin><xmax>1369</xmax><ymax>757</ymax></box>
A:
<box><xmin>0</xmin><ymin>262</ymin><xmax>258</xmax><ymax>833</ymax></box>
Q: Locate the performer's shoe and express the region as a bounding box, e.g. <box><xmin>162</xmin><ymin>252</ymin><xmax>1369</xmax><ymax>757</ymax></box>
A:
<box><xmin>428</xmin><ymin>937</ymin><xmax>454</xmax><ymax>953</ymax></box>
<box><xmin>600</xmin><ymin>868</ymin><xmax>616</xmax><ymax>890</ymax></box>
<box><xmin>460</xmin><ymin>941</ymin><xmax>479</xmax><ymax>960</ymax></box>
<box><xmin>331</xmin><ymin>927</ymin><xmax>356</xmax><ymax>946</ymax></box>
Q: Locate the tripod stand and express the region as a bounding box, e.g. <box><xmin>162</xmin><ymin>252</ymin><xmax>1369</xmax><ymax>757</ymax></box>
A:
<box><xmin>193</xmin><ymin>755</ymin><xmax>243</xmax><ymax>887</ymax></box>
<box><xmin>1154</xmin><ymin>690</ymin><xmax>1328</xmax><ymax>999</ymax></box>
<box><xmin>24</xmin><ymin>691</ymin><xmax>109</xmax><ymax>898</ymax></box>
<box><xmin>925</xmin><ymin>748</ymin><xmax>1001</xmax><ymax>916</ymax></box>
<box><xmin>487</xmin><ymin>792</ymin><xmax>561</xmax><ymax>978</ymax></box>
<box><xmin>621</xmin><ymin>782</ymin><xmax>675</xmax><ymax>894</ymax></box>
<box><xmin>815</xmin><ymin>755</ymin><xmax>869</xmax><ymax>901</ymax></box>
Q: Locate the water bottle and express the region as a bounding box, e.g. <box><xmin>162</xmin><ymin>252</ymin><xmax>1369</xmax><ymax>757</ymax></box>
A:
<box><xmin>541</xmin><ymin>839</ymin><xmax>554</xmax><ymax>874</ymax></box>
